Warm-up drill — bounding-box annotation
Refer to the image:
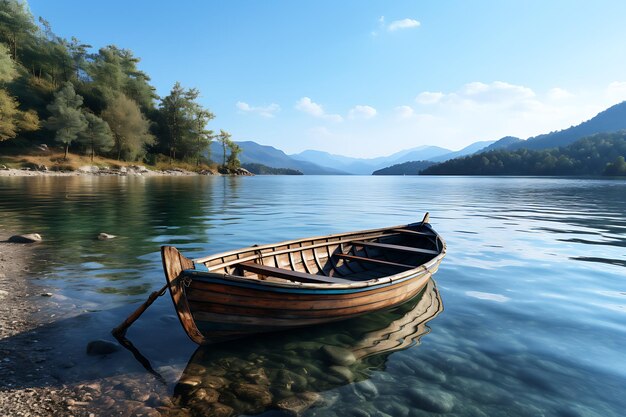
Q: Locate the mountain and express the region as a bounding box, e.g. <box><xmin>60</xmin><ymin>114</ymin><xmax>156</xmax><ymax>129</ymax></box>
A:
<box><xmin>291</xmin><ymin>146</ymin><xmax>452</xmax><ymax>175</ymax></box>
<box><xmin>429</xmin><ymin>140</ymin><xmax>495</xmax><ymax>162</ymax></box>
<box><xmin>509</xmin><ymin>101</ymin><xmax>626</xmax><ymax>150</ymax></box>
<box><xmin>481</xmin><ymin>136</ymin><xmax>522</xmax><ymax>152</ymax></box>
<box><xmin>209</xmin><ymin>141</ymin><xmax>347</xmax><ymax>175</ymax></box>
<box><xmin>421</xmin><ymin>132</ymin><xmax>626</xmax><ymax>176</ymax></box>
<box><xmin>372</xmin><ymin>161</ymin><xmax>436</xmax><ymax>175</ymax></box>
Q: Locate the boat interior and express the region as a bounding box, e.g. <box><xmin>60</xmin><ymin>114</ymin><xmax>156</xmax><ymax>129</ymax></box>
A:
<box><xmin>193</xmin><ymin>225</ymin><xmax>442</xmax><ymax>284</ymax></box>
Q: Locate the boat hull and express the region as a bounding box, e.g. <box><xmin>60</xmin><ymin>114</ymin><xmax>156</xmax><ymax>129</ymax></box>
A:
<box><xmin>162</xmin><ymin>218</ymin><xmax>446</xmax><ymax>344</ymax></box>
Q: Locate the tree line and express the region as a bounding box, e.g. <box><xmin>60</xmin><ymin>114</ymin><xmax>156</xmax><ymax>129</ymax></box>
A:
<box><xmin>0</xmin><ymin>0</ymin><xmax>241</xmax><ymax>170</ymax></box>
<box><xmin>420</xmin><ymin>132</ymin><xmax>626</xmax><ymax>176</ymax></box>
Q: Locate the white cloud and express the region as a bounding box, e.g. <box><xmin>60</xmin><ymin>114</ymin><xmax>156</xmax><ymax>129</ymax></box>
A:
<box><xmin>394</xmin><ymin>105</ymin><xmax>415</xmax><ymax>119</ymax></box>
<box><xmin>348</xmin><ymin>105</ymin><xmax>377</xmax><ymax>119</ymax></box>
<box><xmin>606</xmin><ymin>81</ymin><xmax>626</xmax><ymax>103</ymax></box>
<box><xmin>388</xmin><ymin>18</ymin><xmax>420</xmax><ymax>31</ymax></box>
<box><xmin>416</xmin><ymin>91</ymin><xmax>444</xmax><ymax>104</ymax></box>
<box><xmin>295</xmin><ymin>97</ymin><xmax>343</xmax><ymax>122</ymax></box>
<box><xmin>236</xmin><ymin>101</ymin><xmax>280</xmax><ymax>118</ymax></box>
<box><xmin>547</xmin><ymin>87</ymin><xmax>574</xmax><ymax>100</ymax></box>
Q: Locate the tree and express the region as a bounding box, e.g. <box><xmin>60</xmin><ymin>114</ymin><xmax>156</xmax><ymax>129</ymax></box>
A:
<box><xmin>604</xmin><ymin>156</ymin><xmax>626</xmax><ymax>176</ymax></box>
<box><xmin>77</xmin><ymin>112</ymin><xmax>113</xmax><ymax>161</ymax></box>
<box><xmin>0</xmin><ymin>0</ymin><xmax>38</xmax><ymax>62</ymax></box>
<box><xmin>44</xmin><ymin>82</ymin><xmax>86</xmax><ymax>157</ymax></box>
<box><xmin>217</xmin><ymin>129</ymin><xmax>231</xmax><ymax>167</ymax></box>
<box><xmin>226</xmin><ymin>141</ymin><xmax>242</xmax><ymax>170</ymax></box>
<box><xmin>101</xmin><ymin>94</ymin><xmax>155</xmax><ymax>161</ymax></box>
<box><xmin>0</xmin><ymin>44</ymin><xmax>39</xmax><ymax>141</ymax></box>
<box><xmin>192</xmin><ymin>108</ymin><xmax>214</xmax><ymax>166</ymax></box>
<box><xmin>87</xmin><ymin>46</ymin><xmax>157</xmax><ymax>111</ymax></box>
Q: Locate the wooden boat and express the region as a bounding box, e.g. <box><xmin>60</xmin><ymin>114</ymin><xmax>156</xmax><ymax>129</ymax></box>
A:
<box><xmin>161</xmin><ymin>213</ymin><xmax>446</xmax><ymax>345</ymax></box>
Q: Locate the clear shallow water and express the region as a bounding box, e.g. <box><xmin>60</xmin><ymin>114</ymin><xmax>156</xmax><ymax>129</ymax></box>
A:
<box><xmin>1</xmin><ymin>175</ymin><xmax>625</xmax><ymax>416</ymax></box>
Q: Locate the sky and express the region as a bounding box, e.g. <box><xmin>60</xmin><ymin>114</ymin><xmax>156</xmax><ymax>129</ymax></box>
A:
<box><xmin>27</xmin><ymin>0</ymin><xmax>626</xmax><ymax>158</ymax></box>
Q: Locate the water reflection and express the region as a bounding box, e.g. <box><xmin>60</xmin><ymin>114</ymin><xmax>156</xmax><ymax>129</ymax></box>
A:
<box><xmin>171</xmin><ymin>280</ymin><xmax>442</xmax><ymax>416</ymax></box>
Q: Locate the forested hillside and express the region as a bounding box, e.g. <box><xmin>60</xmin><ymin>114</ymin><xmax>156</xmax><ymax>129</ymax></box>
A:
<box><xmin>421</xmin><ymin>132</ymin><xmax>626</xmax><ymax>176</ymax></box>
<box><xmin>0</xmin><ymin>0</ymin><xmax>240</xmax><ymax>169</ymax></box>
<box><xmin>372</xmin><ymin>161</ymin><xmax>434</xmax><ymax>175</ymax></box>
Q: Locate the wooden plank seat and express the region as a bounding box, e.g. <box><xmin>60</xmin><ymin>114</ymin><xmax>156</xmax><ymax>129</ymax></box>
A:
<box><xmin>352</xmin><ymin>241</ymin><xmax>439</xmax><ymax>256</ymax></box>
<box><xmin>390</xmin><ymin>228</ymin><xmax>436</xmax><ymax>237</ymax></box>
<box><xmin>335</xmin><ymin>253</ymin><xmax>415</xmax><ymax>270</ymax></box>
<box><xmin>239</xmin><ymin>261</ymin><xmax>352</xmax><ymax>284</ymax></box>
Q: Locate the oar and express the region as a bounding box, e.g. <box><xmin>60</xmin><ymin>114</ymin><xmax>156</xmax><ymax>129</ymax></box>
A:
<box><xmin>111</xmin><ymin>282</ymin><xmax>169</xmax><ymax>338</ymax></box>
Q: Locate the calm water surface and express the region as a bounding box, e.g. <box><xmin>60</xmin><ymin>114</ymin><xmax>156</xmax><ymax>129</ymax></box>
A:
<box><xmin>1</xmin><ymin>176</ymin><xmax>625</xmax><ymax>416</ymax></box>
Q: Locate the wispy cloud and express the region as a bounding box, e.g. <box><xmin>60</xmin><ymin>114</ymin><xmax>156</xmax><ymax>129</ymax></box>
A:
<box><xmin>348</xmin><ymin>105</ymin><xmax>377</xmax><ymax>119</ymax></box>
<box><xmin>372</xmin><ymin>16</ymin><xmax>420</xmax><ymax>36</ymax></box>
<box><xmin>236</xmin><ymin>101</ymin><xmax>280</xmax><ymax>118</ymax></box>
<box><xmin>388</xmin><ymin>18</ymin><xmax>420</xmax><ymax>31</ymax></box>
<box><xmin>295</xmin><ymin>97</ymin><xmax>343</xmax><ymax>122</ymax></box>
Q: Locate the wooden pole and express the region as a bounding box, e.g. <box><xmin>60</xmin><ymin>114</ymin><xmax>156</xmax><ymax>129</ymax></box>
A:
<box><xmin>111</xmin><ymin>282</ymin><xmax>169</xmax><ymax>338</ymax></box>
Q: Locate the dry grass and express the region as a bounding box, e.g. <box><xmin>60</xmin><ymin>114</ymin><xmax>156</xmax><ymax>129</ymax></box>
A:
<box><xmin>0</xmin><ymin>146</ymin><xmax>218</xmax><ymax>173</ymax></box>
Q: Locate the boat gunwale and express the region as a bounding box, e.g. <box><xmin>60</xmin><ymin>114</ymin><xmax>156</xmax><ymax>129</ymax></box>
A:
<box><xmin>192</xmin><ymin>222</ymin><xmax>443</xmax><ymax>265</ymax></box>
<box><xmin>184</xmin><ymin>223</ymin><xmax>446</xmax><ymax>291</ymax></box>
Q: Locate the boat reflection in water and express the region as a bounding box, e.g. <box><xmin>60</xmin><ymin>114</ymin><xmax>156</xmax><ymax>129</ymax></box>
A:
<box><xmin>172</xmin><ymin>279</ymin><xmax>443</xmax><ymax>416</ymax></box>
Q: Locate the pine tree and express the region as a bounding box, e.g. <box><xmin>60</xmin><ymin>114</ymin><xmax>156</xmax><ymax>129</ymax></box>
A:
<box><xmin>77</xmin><ymin>112</ymin><xmax>114</xmax><ymax>161</ymax></box>
<box><xmin>44</xmin><ymin>82</ymin><xmax>87</xmax><ymax>158</ymax></box>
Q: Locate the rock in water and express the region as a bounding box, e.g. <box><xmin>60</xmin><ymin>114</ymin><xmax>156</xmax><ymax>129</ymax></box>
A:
<box><xmin>276</xmin><ymin>392</ymin><xmax>321</xmax><ymax>416</ymax></box>
<box><xmin>8</xmin><ymin>233</ymin><xmax>42</xmax><ymax>243</ymax></box>
<box><xmin>86</xmin><ymin>340</ymin><xmax>120</xmax><ymax>355</ymax></box>
<box><xmin>320</xmin><ymin>345</ymin><xmax>356</xmax><ymax>366</ymax></box>
<box><xmin>407</xmin><ymin>387</ymin><xmax>456</xmax><ymax>413</ymax></box>
<box><xmin>97</xmin><ymin>233</ymin><xmax>117</xmax><ymax>240</ymax></box>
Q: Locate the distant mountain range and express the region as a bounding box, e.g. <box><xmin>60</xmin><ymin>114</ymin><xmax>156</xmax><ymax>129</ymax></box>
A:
<box><xmin>209</xmin><ymin>101</ymin><xmax>626</xmax><ymax>175</ymax></box>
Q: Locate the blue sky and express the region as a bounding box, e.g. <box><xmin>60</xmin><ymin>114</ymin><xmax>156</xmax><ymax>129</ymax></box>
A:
<box><xmin>28</xmin><ymin>1</ymin><xmax>626</xmax><ymax>157</ymax></box>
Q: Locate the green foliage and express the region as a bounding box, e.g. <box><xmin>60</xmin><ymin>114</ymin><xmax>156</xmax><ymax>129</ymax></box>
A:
<box><xmin>101</xmin><ymin>94</ymin><xmax>155</xmax><ymax>161</ymax></box>
<box><xmin>0</xmin><ymin>2</ymin><xmax>228</xmax><ymax>162</ymax></box>
<box><xmin>372</xmin><ymin>160</ymin><xmax>435</xmax><ymax>175</ymax></box>
<box><xmin>44</xmin><ymin>82</ymin><xmax>86</xmax><ymax>156</ymax></box>
<box><xmin>77</xmin><ymin>112</ymin><xmax>113</xmax><ymax>161</ymax></box>
<box><xmin>604</xmin><ymin>156</ymin><xmax>626</xmax><ymax>176</ymax></box>
<box><xmin>242</xmin><ymin>163</ymin><xmax>302</xmax><ymax>175</ymax></box>
<box><xmin>87</xmin><ymin>46</ymin><xmax>157</xmax><ymax>111</ymax></box>
<box><xmin>421</xmin><ymin>132</ymin><xmax>626</xmax><ymax>176</ymax></box>
<box><xmin>0</xmin><ymin>88</ymin><xmax>19</xmax><ymax>140</ymax></box>
<box><xmin>158</xmin><ymin>82</ymin><xmax>214</xmax><ymax>162</ymax></box>
<box><xmin>217</xmin><ymin>129</ymin><xmax>231</xmax><ymax>166</ymax></box>
<box><xmin>0</xmin><ymin>43</ymin><xmax>16</xmax><ymax>82</ymax></box>
<box><xmin>0</xmin><ymin>0</ymin><xmax>38</xmax><ymax>62</ymax></box>
<box><xmin>226</xmin><ymin>141</ymin><xmax>242</xmax><ymax>170</ymax></box>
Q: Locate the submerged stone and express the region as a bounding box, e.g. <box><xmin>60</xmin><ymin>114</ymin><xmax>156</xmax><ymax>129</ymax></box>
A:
<box><xmin>320</xmin><ymin>345</ymin><xmax>356</xmax><ymax>366</ymax></box>
<box><xmin>86</xmin><ymin>339</ymin><xmax>120</xmax><ymax>355</ymax></box>
<box><xmin>407</xmin><ymin>387</ymin><xmax>456</xmax><ymax>413</ymax></box>
<box><xmin>276</xmin><ymin>392</ymin><xmax>321</xmax><ymax>416</ymax></box>
<box><xmin>231</xmin><ymin>383</ymin><xmax>273</xmax><ymax>406</ymax></box>
<box><xmin>98</xmin><ymin>233</ymin><xmax>117</xmax><ymax>240</ymax></box>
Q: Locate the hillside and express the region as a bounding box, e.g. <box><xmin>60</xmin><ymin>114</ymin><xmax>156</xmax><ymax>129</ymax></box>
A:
<box><xmin>420</xmin><ymin>132</ymin><xmax>626</xmax><ymax>176</ymax></box>
<box><xmin>372</xmin><ymin>161</ymin><xmax>435</xmax><ymax>175</ymax></box>
<box><xmin>509</xmin><ymin>101</ymin><xmax>626</xmax><ymax>150</ymax></box>
<box><xmin>241</xmin><ymin>163</ymin><xmax>302</xmax><ymax>175</ymax></box>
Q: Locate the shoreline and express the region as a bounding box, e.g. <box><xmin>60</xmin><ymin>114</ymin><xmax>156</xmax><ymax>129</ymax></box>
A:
<box><xmin>0</xmin><ymin>234</ymin><xmax>92</xmax><ymax>416</ymax></box>
<box><xmin>0</xmin><ymin>166</ymin><xmax>252</xmax><ymax>177</ymax></box>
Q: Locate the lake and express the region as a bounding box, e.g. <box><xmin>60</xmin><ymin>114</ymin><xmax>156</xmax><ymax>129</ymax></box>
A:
<box><xmin>1</xmin><ymin>175</ymin><xmax>625</xmax><ymax>416</ymax></box>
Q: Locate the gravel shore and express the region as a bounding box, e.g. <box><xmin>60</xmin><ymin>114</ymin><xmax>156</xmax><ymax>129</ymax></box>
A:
<box><xmin>0</xmin><ymin>235</ymin><xmax>91</xmax><ymax>417</ymax></box>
